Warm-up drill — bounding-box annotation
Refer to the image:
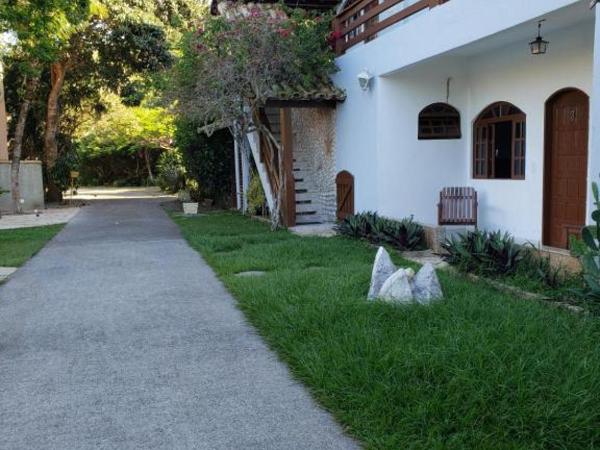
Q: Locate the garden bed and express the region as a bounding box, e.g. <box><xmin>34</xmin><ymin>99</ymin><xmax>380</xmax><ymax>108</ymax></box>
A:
<box><xmin>172</xmin><ymin>212</ymin><xmax>600</xmax><ymax>450</ymax></box>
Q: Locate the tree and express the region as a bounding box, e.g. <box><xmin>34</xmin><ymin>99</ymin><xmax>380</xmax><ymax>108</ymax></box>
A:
<box><xmin>172</xmin><ymin>4</ymin><xmax>336</xmax><ymax>226</ymax></box>
<box><xmin>0</xmin><ymin>0</ymin><xmax>90</xmax><ymax>211</ymax></box>
<box><xmin>42</xmin><ymin>6</ymin><xmax>174</xmax><ymax>200</ymax></box>
<box><xmin>76</xmin><ymin>93</ymin><xmax>175</xmax><ymax>185</ymax></box>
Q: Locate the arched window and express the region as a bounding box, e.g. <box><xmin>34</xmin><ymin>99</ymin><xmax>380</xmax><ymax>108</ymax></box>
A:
<box><xmin>418</xmin><ymin>103</ymin><xmax>461</xmax><ymax>140</ymax></box>
<box><xmin>473</xmin><ymin>102</ymin><xmax>526</xmax><ymax>180</ymax></box>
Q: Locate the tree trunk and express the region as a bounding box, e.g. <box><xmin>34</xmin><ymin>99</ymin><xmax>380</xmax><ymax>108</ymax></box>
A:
<box><xmin>43</xmin><ymin>61</ymin><xmax>68</xmax><ymax>202</ymax></box>
<box><xmin>11</xmin><ymin>77</ymin><xmax>38</xmax><ymax>213</ymax></box>
<box><xmin>0</xmin><ymin>60</ymin><xmax>8</xmax><ymax>161</ymax></box>
<box><xmin>143</xmin><ymin>149</ymin><xmax>154</xmax><ymax>184</ymax></box>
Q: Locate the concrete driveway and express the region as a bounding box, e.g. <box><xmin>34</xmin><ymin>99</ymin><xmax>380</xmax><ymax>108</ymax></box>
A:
<box><xmin>0</xmin><ymin>193</ymin><xmax>358</xmax><ymax>449</ymax></box>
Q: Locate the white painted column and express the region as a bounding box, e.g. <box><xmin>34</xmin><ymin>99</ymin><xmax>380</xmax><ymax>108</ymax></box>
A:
<box><xmin>240</xmin><ymin>139</ymin><xmax>251</xmax><ymax>213</ymax></box>
<box><xmin>234</xmin><ymin>135</ymin><xmax>242</xmax><ymax>210</ymax></box>
<box><xmin>588</xmin><ymin>6</ymin><xmax>600</xmax><ymax>222</ymax></box>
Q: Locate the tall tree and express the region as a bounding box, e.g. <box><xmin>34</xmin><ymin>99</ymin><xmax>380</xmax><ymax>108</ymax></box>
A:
<box><xmin>42</xmin><ymin>2</ymin><xmax>175</xmax><ymax>200</ymax></box>
<box><xmin>0</xmin><ymin>0</ymin><xmax>89</xmax><ymax>211</ymax></box>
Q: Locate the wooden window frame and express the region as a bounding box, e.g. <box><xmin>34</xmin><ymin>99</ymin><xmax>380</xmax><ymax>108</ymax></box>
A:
<box><xmin>472</xmin><ymin>102</ymin><xmax>526</xmax><ymax>180</ymax></box>
<box><xmin>418</xmin><ymin>102</ymin><xmax>461</xmax><ymax>140</ymax></box>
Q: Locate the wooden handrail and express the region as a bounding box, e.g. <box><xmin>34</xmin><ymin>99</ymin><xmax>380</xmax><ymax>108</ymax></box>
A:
<box><xmin>334</xmin><ymin>0</ymin><xmax>449</xmax><ymax>54</ymax></box>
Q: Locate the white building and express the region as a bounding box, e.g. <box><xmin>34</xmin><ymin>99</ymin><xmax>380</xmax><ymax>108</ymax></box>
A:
<box><xmin>332</xmin><ymin>0</ymin><xmax>599</xmax><ymax>250</ymax></box>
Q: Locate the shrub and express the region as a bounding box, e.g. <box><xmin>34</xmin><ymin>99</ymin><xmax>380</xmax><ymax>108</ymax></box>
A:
<box><xmin>247</xmin><ymin>171</ymin><xmax>266</xmax><ymax>216</ymax></box>
<box><xmin>571</xmin><ymin>178</ymin><xmax>600</xmax><ymax>301</ymax></box>
<box><xmin>443</xmin><ymin>230</ymin><xmax>579</xmax><ymax>295</ymax></box>
<box><xmin>336</xmin><ymin>211</ymin><xmax>425</xmax><ymax>251</ymax></box>
<box><xmin>442</xmin><ymin>230</ymin><xmax>524</xmax><ymax>276</ymax></box>
<box><xmin>49</xmin><ymin>137</ymin><xmax>80</xmax><ymax>193</ymax></box>
<box><xmin>157</xmin><ymin>150</ymin><xmax>185</xmax><ymax>193</ymax></box>
<box><xmin>175</xmin><ymin>118</ymin><xmax>234</xmax><ymax>206</ymax></box>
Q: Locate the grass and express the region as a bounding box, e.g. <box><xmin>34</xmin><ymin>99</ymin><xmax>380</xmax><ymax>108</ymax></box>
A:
<box><xmin>172</xmin><ymin>212</ymin><xmax>600</xmax><ymax>450</ymax></box>
<box><xmin>0</xmin><ymin>224</ymin><xmax>64</xmax><ymax>267</ymax></box>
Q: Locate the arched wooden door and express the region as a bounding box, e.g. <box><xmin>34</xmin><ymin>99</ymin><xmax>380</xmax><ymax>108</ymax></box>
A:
<box><xmin>543</xmin><ymin>89</ymin><xmax>589</xmax><ymax>249</ymax></box>
<box><xmin>336</xmin><ymin>171</ymin><xmax>354</xmax><ymax>221</ymax></box>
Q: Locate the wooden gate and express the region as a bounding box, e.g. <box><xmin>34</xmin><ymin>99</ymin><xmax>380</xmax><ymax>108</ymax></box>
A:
<box><xmin>336</xmin><ymin>170</ymin><xmax>354</xmax><ymax>221</ymax></box>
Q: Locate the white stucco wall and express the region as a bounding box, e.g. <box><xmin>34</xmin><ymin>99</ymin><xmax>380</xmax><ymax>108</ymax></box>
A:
<box><xmin>376</xmin><ymin>61</ymin><xmax>468</xmax><ymax>225</ymax></box>
<box><xmin>334</xmin><ymin>0</ymin><xmax>597</xmax><ymax>244</ymax></box>
<box><xmin>0</xmin><ymin>161</ymin><xmax>45</xmax><ymax>212</ymax></box>
<box><xmin>467</xmin><ymin>23</ymin><xmax>594</xmax><ymax>242</ymax></box>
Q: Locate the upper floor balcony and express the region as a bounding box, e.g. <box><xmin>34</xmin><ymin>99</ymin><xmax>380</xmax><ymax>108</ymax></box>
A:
<box><xmin>332</xmin><ymin>0</ymin><xmax>590</xmax><ymax>74</ymax></box>
<box><xmin>333</xmin><ymin>0</ymin><xmax>449</xmax><ymax>55</ymax></box>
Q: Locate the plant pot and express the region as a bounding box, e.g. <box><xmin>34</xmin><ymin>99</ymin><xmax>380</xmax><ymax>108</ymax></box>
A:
<box><xmin>182</xmin><ymin>202</ymin><xmax>199</xmax><ymax>215</ymax></box>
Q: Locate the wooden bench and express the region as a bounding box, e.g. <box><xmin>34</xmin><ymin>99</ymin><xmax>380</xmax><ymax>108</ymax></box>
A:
<box><xmin>438</xmin><ymin>187</ymin><xmax>478</xmax><ymax>227</ymax></box>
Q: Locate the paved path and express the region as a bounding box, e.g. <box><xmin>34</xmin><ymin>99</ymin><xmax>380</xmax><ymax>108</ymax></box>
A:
<box><xmin>0</xmin><ymin>197</ymin><xmax>358</xmax><ymax>449</ymax></box>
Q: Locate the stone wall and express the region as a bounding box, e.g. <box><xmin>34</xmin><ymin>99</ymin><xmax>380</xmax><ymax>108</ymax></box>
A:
<box><xmin>291</xmin><ymin>108</ymin><xmax>337</xmax><ymax>223</ymax></box>
<box><xmin>0</xmin><ymin>161</ymin><xmax>45</xmax><ymax>212</ymax></box>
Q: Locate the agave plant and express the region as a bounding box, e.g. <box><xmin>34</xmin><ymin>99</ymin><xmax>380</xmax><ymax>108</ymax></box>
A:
<box><xmin>571</xmin><ymin>179</ymin><xmax>600</xmax><ymax>300</ymax></box>
<box><xmin>442</xmin><ymin>229</ymin><xmax>524</xmax><ymax>276</ymax></box>
<box><xmin>336</xmin><ymin>212</ymin><xmax>425</xmax><ymax>251</ymax></box>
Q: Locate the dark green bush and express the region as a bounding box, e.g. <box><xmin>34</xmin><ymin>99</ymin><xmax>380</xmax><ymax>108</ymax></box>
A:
<box><xmin>336</xmin><ymin>211</ymin><xmax>425</xmax><ymax>251</ymax></box>
<box><xmin>175</xmin><ymin>118</ymin><xmax>234</xmax><ymax>206</ymax></box>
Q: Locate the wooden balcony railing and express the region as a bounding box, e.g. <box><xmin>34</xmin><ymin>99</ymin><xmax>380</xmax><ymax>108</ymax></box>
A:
<box><xmin>332</xmin><ymin>0</ymin><xmax>449</xmax><ymax>54</ymax></box>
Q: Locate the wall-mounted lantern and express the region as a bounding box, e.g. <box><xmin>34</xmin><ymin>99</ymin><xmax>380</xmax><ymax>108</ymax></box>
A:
<box><xmin>530</xmin><ymin>20</ymin><xmax>549</xmax><ymax>55</ymax></box>
<box><xmin>357</xmin><ymin>69</ymin><xmax>373</xmax><ymax>91</ymax></box>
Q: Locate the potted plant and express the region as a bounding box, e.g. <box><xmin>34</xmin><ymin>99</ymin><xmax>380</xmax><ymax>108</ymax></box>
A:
<box><xmin>178</xmin><ymin>189</ymin><xmax>198</xmax><ymax>215</ymax></box>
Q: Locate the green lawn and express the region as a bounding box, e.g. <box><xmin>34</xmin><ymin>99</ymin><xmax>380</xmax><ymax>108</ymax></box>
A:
<box><xmin>0</xmin><ymin>224</ymin><xmax>64</xmax><ymax>267</ymax></box>
<box><xmin>172</xmin><ymin>212</ymin><xmax>600</xmax><ymax>450</ymax></box>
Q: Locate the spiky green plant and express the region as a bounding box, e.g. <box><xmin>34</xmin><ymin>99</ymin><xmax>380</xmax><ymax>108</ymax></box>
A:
<box><xmin>571</xmin><ymin>179</ymin><xmax>600</xmax><ymax>300</ymax></box>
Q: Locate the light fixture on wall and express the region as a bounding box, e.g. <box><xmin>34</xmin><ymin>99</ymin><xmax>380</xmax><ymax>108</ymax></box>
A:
<box><xmin>530</xmin><ymin>19</ymin><xmax>549</xmax><ymax>55</ymax></box>
<box><xmin>357</xmin><ymin>69</ymin><xmax>373</xmax><ymax>91</ymax></box>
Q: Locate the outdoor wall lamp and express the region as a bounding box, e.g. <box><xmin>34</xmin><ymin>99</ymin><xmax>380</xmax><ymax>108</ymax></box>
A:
<box><xmin>357</xmin><ymin>69</ymin><xmax>373</xmax><ymax>91</ymax></box>
<box><xmin>530</xmin><ymin>19</ymin><xmax>549</xmax><ymax>55</ymax></box>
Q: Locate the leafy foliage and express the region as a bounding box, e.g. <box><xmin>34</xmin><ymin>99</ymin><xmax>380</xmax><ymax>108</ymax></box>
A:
<box><xmin>156</xmin><ymin>149</ymin><xmax>185</xmax><ymax>192</ymax></box>
<box><xmin>172</xmin><ymin>4</ymin><xmax>337</xmax><ymax>135</ymax></box>
<box><xmin>571</xmin><ymin>178</ymin><xmax>600</xmax><ymax>301</ymax></box>
<box><xmin>75</xmin><ymin>93</ymin><xmax>174</xmax><ymax>185</ymax></box>
<box><xmin>247</xmin><ymin>171</ymin><xmax>266</xmax><ymax>215</ymax></box>
<box><xmin>336</xmin><ymin>211</ymin><xmax>425</xmax><ymax>251</ymax></box>
<box><xmin>174</xmin><ymin>118</ymin><xmax>234</xmax><ymax>206</ymax></box>
<box><xmin>48</xmin><ymin>135</ymin><xmax>80</xmax><ymax>192</ymax></box>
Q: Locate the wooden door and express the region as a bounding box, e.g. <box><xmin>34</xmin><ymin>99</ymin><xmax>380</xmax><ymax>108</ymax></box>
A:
<box><xmin>336</xmin><ymin>171</ymin><xmax>354</xmax><ymax>221</ymax></box>
<box><xmin>543</xmin><ymin>89</ymin><xmax>589</xmax><ymax>249</ymax></box>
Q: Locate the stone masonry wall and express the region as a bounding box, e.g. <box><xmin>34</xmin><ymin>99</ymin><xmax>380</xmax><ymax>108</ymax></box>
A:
<box><xmin>291</xmin><ymin>108</ymin><xmax>337</xmax><ymax>223</ymax></box>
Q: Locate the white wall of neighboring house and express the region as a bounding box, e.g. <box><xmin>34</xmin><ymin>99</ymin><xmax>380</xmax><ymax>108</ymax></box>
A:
<box><xmin>333</xmin><ymin>0</ymin><xmax>598</xmax><ymax>245</ymax></box>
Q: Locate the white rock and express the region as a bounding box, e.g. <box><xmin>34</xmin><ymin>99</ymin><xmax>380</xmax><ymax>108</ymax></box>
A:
<box><xmin>367</xmin><ymin>247</ymin><xmax>397</xmax><ymax>300</ymax></box>
<box><xmin>411</xmin><ymin>263</ymin><xmax>443</xmax><ymax>304</ymax></box>
<box><xmin>378</xmin><ymin>268</ymin><xmax>414</xmax><ymax>304</ymax></box>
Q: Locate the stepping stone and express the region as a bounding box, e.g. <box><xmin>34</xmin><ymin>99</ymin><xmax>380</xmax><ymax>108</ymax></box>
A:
<box><xmin>0</xmin><ymin>267</ymin><xmax>17</xmax><ymax>283</ymax></box>
<box><xmin>235</xmin><ymin>271</ymin><xmax>267</xmax><ymax>277</ymax></box>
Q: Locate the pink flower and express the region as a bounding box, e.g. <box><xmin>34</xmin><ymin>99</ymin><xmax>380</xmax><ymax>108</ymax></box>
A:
<box><xmin>249</xmin><ymin>7</ymin><xmax>262</xmax><ymax>18</ymax></box>
<box><xmin>277</xmin><ymin>28</ymin><xmax>291</xmax><ymax>37</ymax></box>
